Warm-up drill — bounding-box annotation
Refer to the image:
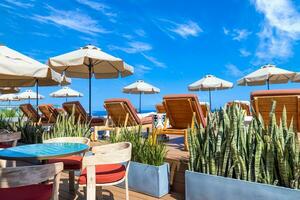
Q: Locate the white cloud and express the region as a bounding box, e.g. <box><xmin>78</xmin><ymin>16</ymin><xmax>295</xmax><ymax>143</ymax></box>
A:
<box><xmin>32</xmin><ymin>6</ymin><xmax>108</xmax><ymax>35</ymax></box>
<box><xmin>253</xmin><ymin>0</ymin><xmax>300</xmax><ymax>61</ymax></box>
<box><xmin>3</xmin><ymin>0</ymin><xmax>33</xmax><ymax>8</ymax></box>
<box><xmin>135</xmin><ymin>65</ymin><xmax>152</xmax><ymax>77</ymax></box>
<box><xmin>76</xmin><ymin>0</ymin><xmax>117</xmax><ymax>18</ymax></box>
<box><xmin>109</xmin><ymin>42</ymin><xmax>152</xmax><ymax>54</ymax></box>
<box><xmin>135</xmin><ymin>29</ymin><xmax>146</xmax><ymax>37</ymax></box>
<box><xmin>225</xmin><ymin>64</ymin><xmax>244</xmax><ymax>77</ymax></box>
<box><xmin>224</xmin><ymin>27</ymin><xmax>251</xmax><ymax>41</ymax></box>
<box><xmin>239</xmin><ymin>49</ymin><xmax>251</xmax><ymax>57</ymax></box>
<box><xmin>155</xmin><ymin>19</ymin><xmax>203</xmax><ymax>39</ymax></box>
<box><xmin>141</xmin><ymin>53</ymin><xmax>166</xmax><ymax>68</ymax></box>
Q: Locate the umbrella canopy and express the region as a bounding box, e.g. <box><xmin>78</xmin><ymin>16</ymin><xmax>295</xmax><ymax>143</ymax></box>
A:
<box><xmin>60</xmin><ymin>75</ymin><xmax>71</xmax><ymax>86</ymax></box>
<box><xmin>123</xmin><ymin>80</ymin><xmax>160</xmax><ymax>113</ymax></box>
<box><xmin>50</xmin><ymin>87</ymin><xmax>83</xmax><ymax>102</ymax></box>
<box><xmin>188</xmin><ymin>75</ymin><xmax>233</xmax><ymax>109</ymax></box>
<box><xmin>0</xmin><ymin>94</ymin><xmax>19</xmax><ymax>101</ymax></box>
<box><xmin>48</xmin><ymin>44</ymin><xmax>134</xmax><ymax>116</ymax></box>
<box><xmin>0</xmin><ymin>87</ymin><xmax>20</xmax><ymax>94</ymax></box>
<box><xmin>237</xmin><ymin>64</ymin><xmax>296</xmax><ymax>89</ymax></box>
<box><xmin>18</xmin><ymin>90</ymin><xmax>44</xmax><ymax>103</ymax></box>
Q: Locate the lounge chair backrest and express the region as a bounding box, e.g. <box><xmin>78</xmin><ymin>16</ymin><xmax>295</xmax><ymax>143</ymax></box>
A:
<box><xmin>104</xmin><ymin>98</ymin><xmax>140</xmax><ymax>127</ymax></box>
<box><xmin>163</xmin><ymin>94</ymin><xmax>206</xmax><ymax>129</ymax></box>
<box><xmin>227</xmin><ymin>101</ymin><xmax>251</xmax><ymax>116</ymax></box>
<box><xmin>19</xmin><ymin>104</ymin><xmax>39</xmax><ymax>122</ymax></box>
<box><xmin>251</xmin><ymin>89</ymin><xmax>300</xmax><ymax>132</ymax></box>
<box><xmin>155</xmin><ymin>103</ymin><xmax>166</xmax><ymax>113</ymax></box>
<box><xmin>38</xmin><ymin>104</ymin><xmax>60</xmax><ymax>123</ymax></box>
<box><xmin>63</xmin><ymin>101</ymin><xmax>88</xmax><ymax>122</ymax></box>
<box><xmin>200</xmin><ymin>103</ymin><xmax>209</xmax><ymax>118</ymax></box>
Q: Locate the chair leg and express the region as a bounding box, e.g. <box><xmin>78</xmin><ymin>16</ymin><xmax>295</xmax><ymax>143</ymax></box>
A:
<box><xmin>12</xmin><ymin>160</ymin><xmax>16</xmax><ymax>167</ymax></box>
<box><xmin>86</xmin><ymin>166</ymin><xmax>96</xmax><ymax>200</ymax></box>
<box><xmin>184</xmin><ymin>130</ymin><xmax>188</xmax><ymax>151</ymax></box>
<box><xmin>0</xmin><ymin>159</ymin><xmax>6</xmax><ymax>168</ymax></box>
<box><xmin>125</xmin><ymin>177</ymin><xmax>129</xmax><ymax>200</ymax></box>
<box><xmin>152</xmin><ymin>129</ymin><xmax>158</xmax><ymax>144</ymax></box>
<box><xmin>99</xmin><ymin>186</ymin><xmax>103</xmax><ymax>200</ymax></box>
<box><xmin>69</xmin><ymin>170</ymin><xmax>75</xmax><ymax>194</ymax></box>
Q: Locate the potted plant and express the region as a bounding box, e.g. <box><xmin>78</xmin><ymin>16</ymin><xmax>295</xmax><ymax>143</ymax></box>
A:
<box><xmin>186</xmin><ymin>103</ymin><xmax>300</xmax><ymax>200</ymax></box>
<box><xmin>110</xmin><ymin>127</ymin><xmax>169</xmax><ymax>198</ymax></box>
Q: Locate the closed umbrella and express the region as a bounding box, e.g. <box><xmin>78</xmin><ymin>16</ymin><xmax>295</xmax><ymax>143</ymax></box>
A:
<box><xmin>188</xmin><ymin>74</ymin><xmax>233</xmax><ymax>109</ymax></box>
<box><xmin>0</xmin><ymin>87</ymin><xmax>19</xmax><ymax>94</ymax></box>
<box><xmin>123</xmin><ymin>80</ymin><xmax>160</xmax><ymax>113</ymax></box>
<box><xmin>18</xmin><ymin>90</ymin><xmax>44</xmax><ymax>104</ymax></box>
<box><xmin>0</xmin><ymin>45</ymin><xmax>61</xmax><ymax>107</ymax></box>
<box><xmin>50</xmin><ymin>86</ymin><xmax>83</xmax><ymax>102</ymax></box>
<box><xmin>237</xmin><ymin>64</ymin><xmax>296</xmax><ymax>90</ymax></box>
<box><xmin>48</xmin><ymin>44</ymin><xmax>134</xmax><ymax>116</ymax></box>
<box><xmin>0</xmin><ymin>93</ymin><xmax>20</xmax><ymax>107</ymax></box>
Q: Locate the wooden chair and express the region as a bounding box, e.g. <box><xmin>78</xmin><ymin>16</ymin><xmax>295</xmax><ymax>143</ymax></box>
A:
<box><xmin>62</xmin><ymin>101</ymin><xmax>104</xmax><ymax>126</ymax></box>
<box><xmin>155</xmin><ymin>103</ymin><xmax>166</xmax><ymax>113</ymax></box>
<box><xmin>0</xmin><ymin>130</ymin><xmax>21</xmax><ymax>167</ymax></box>
<box><xmin>152</xmin><ymin>94</ymin><xmax>207</xmax><ymax>150</ymax></box>
<box><xmin>103</xmin><ymin>98</ymin><xmax>153</xmax><ymax>133</ymax></box>
<box><xmin>200</xmin><ymin>102</ymin><xmax>210</xmax><ymax>118</ymax></box>
<box><xmin>44</xmin><ymin>137</ymin><xmax>90</xmax><ymax>193</ymax></box>
<box><xmin>0</xmin><ymin>162</ymin><xmax>63</xmax><ymax>200</ymax></box>
<box><xmin>78</xmin><ymin>142</ymin><xmax>132</xmax><ymax>200</ymax></box>
<box><xmin>19</xmin><ymin>104</ymin><xmax>47</xmax><ymax>124</ymax></box>
<box><xmin>38</xmin><ymin>104</ymin><xmax>61</xmax><ymax>124</ymax></box>
<box><xmin>227</xmin><ymin>100</ymin><xmax>251</xmax><ymax>116</ymax></box>
<box><xmin>251</xmin><ymin>89</ymin><xmax>300</xmax><ymax>132</ymax></box>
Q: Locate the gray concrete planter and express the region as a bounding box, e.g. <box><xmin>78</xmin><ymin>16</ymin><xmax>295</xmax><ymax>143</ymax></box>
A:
<box><xmin>185</xmin><ymin>170</ymin><xmax>300</xmax><ymax>200</ymax></box>
<box><xmin>120</xmin><ymin>161</ymin><xmax>169</xmax><ymax>197</ymax></box>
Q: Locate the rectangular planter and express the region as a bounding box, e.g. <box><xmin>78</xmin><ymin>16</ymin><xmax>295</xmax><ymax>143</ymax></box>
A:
<box><xmin>185</xmin><ymin>170</ymin><xmax>300</xmax><ymax>200</ymax></box>
<box><xmin>119</xmin><ymin>161</ymin><xmax>169</xmax><ymax>198</ymax></box>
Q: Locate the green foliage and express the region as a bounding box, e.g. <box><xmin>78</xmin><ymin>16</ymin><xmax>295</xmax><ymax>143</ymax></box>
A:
<box><xmin>16</xmin><ymin>118</ymin><xmax>44</xmax><ymax>144</ymax></box>
<box><xmin>110</xmin><ymin>127</ymin><xmax>167</xmax><ymax>166</ymax></box>
<box><xmin>188</xmin><ymin>102</ymin><xmax>300</xmax><ymax>189</ymax></box>
<box><xmin>44</xmin><ymin>113</ymin><xmax>91</xmax><ymax>140</ymax></box>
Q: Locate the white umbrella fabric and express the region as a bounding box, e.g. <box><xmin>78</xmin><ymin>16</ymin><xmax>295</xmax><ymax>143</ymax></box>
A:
<box><xmin>237</xmin><ymin>64</ymin><xmax>296</xmax><ymax>89</ymax></box>
<box><xmin>0</xmin><ymin>93</ymin><xmax>19</xmax><ymax>106</ymax></box>
<box><xmin>48</xmin><ymin>44</ymin><xmax>134</xmax><ymax>116</ymax></box>
<box><xmin>0</xmin><ymin>87</ymin><xmax>20</xmax><ymax>94</ymax></box>
<box><xmin>123</xmin><ymin>80</ymin><xmax>160</xmax><ymax>113</ymax></box>
<box><xmin>18</xmin><ymin>90</ymin><xmax>44</xmax><ymax>104</ymax></box>
<box><xmin>188</xmin><ymin>74</ymin><xmax>233</xmax><ymax>109</ymax></box>
<box><xmin>0</xmin><ymin>45</ymin><xmax>61</xmax><ymax>107</ymax></box>
<box><xmin>50</xmin><ymin>86</ymin><xmax>83</xmax><ymax>102</ymax></box>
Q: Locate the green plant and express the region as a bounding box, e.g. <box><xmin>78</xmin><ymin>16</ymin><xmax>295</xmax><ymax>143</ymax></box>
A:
<box><xmin>16</xmin><ymin>118</ymin><xmax>44</xmax><ymax>144</ymax></box>
<box><xmin>110</xmin><ymin>127</ymin><xmax>167</xmax><ymax>166</ymax></box>
<box><xmin>188</xmin><ymin>102</ymin><xmax>300</xmax><ymax>189</ymax></box>
<box><xmin>44</xmin><ymin>113</ymin><xmax>91</xmax><ymax>140</ymax></box>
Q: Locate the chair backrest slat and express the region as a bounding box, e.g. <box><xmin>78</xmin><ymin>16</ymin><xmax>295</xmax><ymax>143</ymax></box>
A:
<box><xmin>155</xmin><ymin>103</ymin><xmax>166</xmax><ymax>113</ymax></box>
<box><xmin>38</xmin><ymin>104</ymin><xmax>60</xmax><ymax>123</ymax></box>
<box><xmin>63</xmin><ymin>101</ymin><xmax>88</xmax><ymax>122</ymax></box>
<box><xmin>19</xmin><ymin>104</ymin><xmax>39</xmax><ymax>122</ymax></box>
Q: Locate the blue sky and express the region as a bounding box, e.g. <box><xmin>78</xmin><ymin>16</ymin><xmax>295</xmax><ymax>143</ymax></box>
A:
<box><xmin>1</xmin><ymin>0</ymin><xmax>300</xmax><ymax>112</ymax></box>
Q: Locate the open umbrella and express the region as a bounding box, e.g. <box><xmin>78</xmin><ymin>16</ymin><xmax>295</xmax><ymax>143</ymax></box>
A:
<box><xmin>0</xmin><ymin>45</ymin><xmax>61</xmax><ymax>107</ymax></box>
<box><xmin>0</xmin><ymin>93</ymin><xmax>20</xmax><ymax>107</ymax></box>
<box><xmin>237</xmin><ymin>64</ymin><xmax>296</xmax><ymax>90</ymax></box>
<box><xmin>48</xmin><ymin>44</ymin><xmax>134</xmax><ymax>116</ymax></box>
<box><xmin>50</xmin><ymin>86</ymin><xmax>83</xmax><ymax>102</ymax></box>
<box><xmin>60</xmin><ymin>75</ymin><xmax>71</xmax><ymax>86</ymax></box>
<box><xmin>18</xmin><ymin>90</ymin><xmax>44</xmax><ymax>104</ymax></box>
<box><xmin>0</xmin><ymin>87</ymin><xmax>20</xmax><ymax>94</ymax></box>
<box><xmin>123</xmin><ymin>80</ymin><xmax>160</xmax><ymax>113</ymax></box>
<box><xmin>188</xmin><ymin>75</ymin><xmax>233</xmax><ymax>109</ymax></box>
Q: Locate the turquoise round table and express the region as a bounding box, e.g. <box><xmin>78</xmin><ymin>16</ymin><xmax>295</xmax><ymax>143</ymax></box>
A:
<box><xmin>0</xmin><ymin>143</ymin><xmax>89</xmax><ymax>161</ymax></box>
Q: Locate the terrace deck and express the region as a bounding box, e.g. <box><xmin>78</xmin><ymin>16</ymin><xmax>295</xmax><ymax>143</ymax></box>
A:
<box><xmin>59</xmin><ymin>135</ymin><xmax>188</xmax><ymax>200</ymax></box>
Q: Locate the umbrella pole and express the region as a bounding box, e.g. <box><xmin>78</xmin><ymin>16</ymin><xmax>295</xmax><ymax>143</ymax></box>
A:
<box><xmin>139</xmin><ymin>92</ymin><xmax>142</xmax><ymax>113</ymax></box>
<box><xmin>36</xmin><ymin>79</ymin><xmax>39</xmax><ymax>109</ymax></box>
<box><xmin>88</xmin><ymin>59</ymin><xmax>92</xmax><ymax>117</ymax></box>
<box><xmin>267</xmin><ymin>79</ymin><xmax>270</xmax><ymax>90</ymax></box>
<box><xmin>209</xmin><ymin>89</ymin><xmax>212</xmax><ymax>111</ymax></box>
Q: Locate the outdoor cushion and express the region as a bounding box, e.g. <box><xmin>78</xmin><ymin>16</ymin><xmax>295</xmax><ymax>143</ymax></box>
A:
<box><xmin>0</xmin><ymin>143</ymin><xmax>11</xmax><ymax>148</ymax></box>
<box><xmin>78</xmin><ymin>164</ymin><xmax>126</xmax><ymax>185</ymax></box>
<box><xmin>48</xmin><ymin>155</ymin><xmax>82</xmax><ymax>170</ymax></box>
<box><xmin>0</xmin><ymin>184</ymin><xmax>53</xmax><ymax>200</ymax></box>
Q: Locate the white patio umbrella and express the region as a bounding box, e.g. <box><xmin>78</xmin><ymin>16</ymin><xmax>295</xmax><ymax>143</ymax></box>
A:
<box><xmin>18</xmin><ymin>90</ymin><xmax>44</xmax><ymax>104</ymax></box>
<box><xmin>123</xmin><ymin>80</ymin><xmax>160</xmax><ymax>113</ymax></box>
<box><xmin>48</xmin><ymin>44</ymin><xmax>134</xmax><ymax>116</ymax></box>
<box><xmin>0</xmin><ymin>87</ymin><xmax>20</xmax><ymax>94</ymax></box>
<box><xmin>0</xmin><ymin>93</ymin><xmax>20</xmax><ymax>106</ymax></box>
<box><xmin>237</xmin><ymin>64</ymin><xmax>296</xmax><ymax>90</ymax></box>
<box><xmin>188</xmin><ymin>75</ymin><xmax>233</xmax><ymax>109</ymax></box>
<box><xmin>0</xmin><ymin>45</ymin><xmax>61</xmax><ymax>107</ymax></box>
<box><xmin>50</xmin><ymin>86</ymin><xmax>83</xmax><ymax>102</ymax></box>
<box><xmin>60</xmin><ymin>74</ymin><xmax>71</xmax><ymax>86</ymax></box>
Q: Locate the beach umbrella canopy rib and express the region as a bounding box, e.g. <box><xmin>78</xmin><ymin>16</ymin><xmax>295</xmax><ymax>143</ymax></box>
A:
<box><xmin>123</xmin><ymin>80</ymin><xmax>160</xmax><ymax>113</ymax></box>
<box><xmin>48</xmin><ymin>44</ymin><xmax>134</xmax><ymax>116</ymax></box>
<box><xmin>237</xmin><ymin>64</ymin><xmax>296</xmax><ymax>89</ymax></box>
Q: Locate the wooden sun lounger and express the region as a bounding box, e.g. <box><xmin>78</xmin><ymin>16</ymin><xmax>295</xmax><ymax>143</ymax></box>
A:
<box><xmin>251</xmin><ymin>89</ymin><xmax>300</xmax><ymax>132</ymax></box>
<box><xmin>19</xmin><ymin>104</ymin><xmax>48</xmax><ymax>125</ymax></box>
<box><xmin>153</xmin><ymin>94</ymin><xmax>207</xmax><ymax>150</ymax></box>
<box><xmin>38</xmin><ymin>104</ymin><xmax>61</xmax><ymax>124</ymax></box>
<box><xmin>227</xmin><ymin>101</ymin><xmax>251</xmax><ymax>116</ymax></box>
<box><xmin>156</xmin><ymin>103</ymin><xmax>166</xmax><ymax>113</ymax></box>
<box><xmin>200</xmin><ymin>102</ymin><xmax>210</xmax><ymax>118</ymax></box>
